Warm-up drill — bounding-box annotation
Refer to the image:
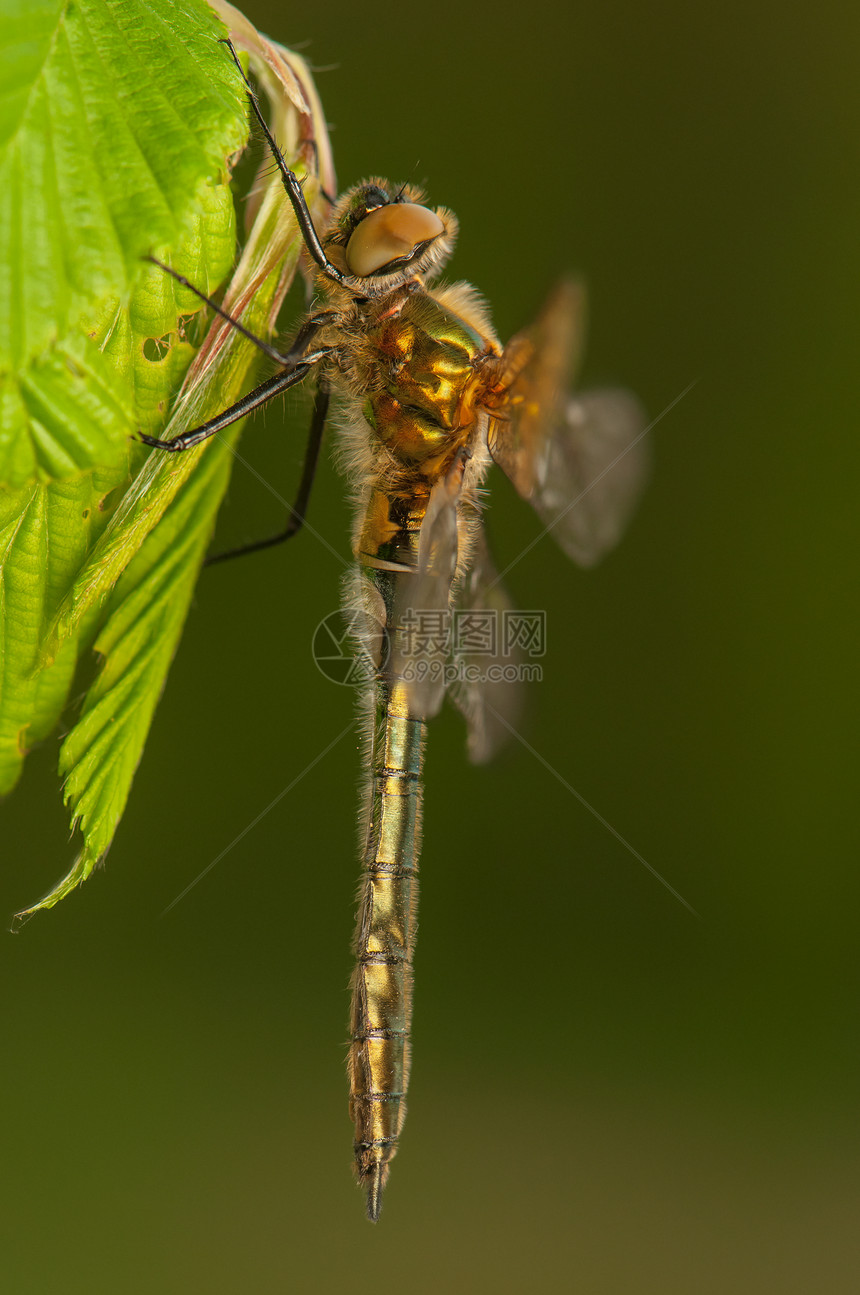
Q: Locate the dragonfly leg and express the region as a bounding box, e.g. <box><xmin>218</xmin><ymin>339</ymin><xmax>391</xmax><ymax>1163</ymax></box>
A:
<box><xmin>222</xmin><ymin>38</ymin><xmax>348</xmax><ymax>288</ymax></box>
<box><xmin>205</xmin><ymin>378</ymin><xmax>331</xmax><ymax>565</ymax></box>
<box><xmin>145</xmin><ymin>256</ymin><xmax>296</xmax><ymax>366</ymax></box>
<box><xmin>139</xmin><ymin>352</ymin><xmax>328</xmax><ymax>452</ymax></box>
<box><xmin>147</xmin><ymin>254</ymin><xmax>338</xmax><ymax>369</ymax></box>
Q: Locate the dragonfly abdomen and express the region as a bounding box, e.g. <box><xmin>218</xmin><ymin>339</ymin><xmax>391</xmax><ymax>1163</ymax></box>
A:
<box><xmin>349</xmin><ymin>680</ymin><xmax>425</xmax><ymax>1221</ymax></box>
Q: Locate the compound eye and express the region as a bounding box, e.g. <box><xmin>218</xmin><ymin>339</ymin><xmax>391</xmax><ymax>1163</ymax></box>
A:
<box><xmin>345</xmin><ymin>202</ymin><xmax>444</xmax><ymax>276</ymax></box>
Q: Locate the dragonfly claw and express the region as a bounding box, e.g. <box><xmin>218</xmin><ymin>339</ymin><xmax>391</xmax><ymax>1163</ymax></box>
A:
<box><xmin>138</xmin><ymin>432</ymin><xmax>177</xmax><ymax>451</ymax></box>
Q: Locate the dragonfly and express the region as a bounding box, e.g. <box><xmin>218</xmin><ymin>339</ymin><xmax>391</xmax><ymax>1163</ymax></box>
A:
<box><xmin>142</xmin><ymin>41</ymin><xmax>648</xmax><ymax>1221</ymax></box>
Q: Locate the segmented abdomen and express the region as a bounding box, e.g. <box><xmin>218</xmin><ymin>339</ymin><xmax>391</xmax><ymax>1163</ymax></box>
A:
<box><xmin>348</xmin><ymin>665</ymin><xmax>425</xmax><ymax>1221</ymax></box>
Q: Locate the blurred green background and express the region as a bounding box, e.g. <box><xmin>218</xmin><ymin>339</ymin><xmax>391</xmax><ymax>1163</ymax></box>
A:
<box><xmin>2</xmin><ymin>0</ymin><xmax>858</xmax><ymax>1290</ymax></box>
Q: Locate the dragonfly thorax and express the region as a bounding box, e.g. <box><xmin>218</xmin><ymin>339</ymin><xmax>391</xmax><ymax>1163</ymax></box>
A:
<box><xmin>360</xmin><ymin>296</ymin><xmax>496</xmax><ymax>472</ymax></box>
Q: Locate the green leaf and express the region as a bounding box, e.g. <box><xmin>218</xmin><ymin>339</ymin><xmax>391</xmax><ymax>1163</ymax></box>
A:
<box><xmin>0</xmin><ymin>0</ymin><xmax>248</xmax><ymax>804</ymax></box>
<box><xmin>57</xmin><ymin>430</ymin><xmax>235</xmax><ymax>862</ymax></box>
<box><xmin>9</xmin><ymin>15</ymin><xmax>336</xmax><ymax>918</ymax></box>
<box><xmin>0</xmin><ymin>469</ymin><xmax>127</xmax><ymax>793</ymax></box>
<box><xmin>0</xmin><ymin>0</ymin><xmax>248</xmax><ymax>486</ymax></box>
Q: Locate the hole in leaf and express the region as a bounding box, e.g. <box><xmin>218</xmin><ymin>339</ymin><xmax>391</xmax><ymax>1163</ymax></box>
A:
<box><xmin>143</xmin><ymin>334</ymin><xmax>172</xmax><ymax>362</ymax></box>
<box><xmin>177</xmin><ymin>312</ymin><xmax>206</xmax><ymax>347</ymax></box>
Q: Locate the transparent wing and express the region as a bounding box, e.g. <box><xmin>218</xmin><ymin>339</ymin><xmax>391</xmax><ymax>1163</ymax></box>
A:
<box><xmin>448</xmin><ymin>532</ymin><xmax>524</xmax><ymax>765</ymax></box>
<box><xmin>530</xmin><ymin>387</ymin><xmax>648</xmax><ymax>567</ymax></box>
<box><xmin>394</xmin><ymin>464</ymin><xmax>525</xmax><ymax>759</ymax></box>
<box><xmin>488</xmin><ymin>279</ymin><xmax>584</xmax><ymax>497</ymax></box>
<box><xmin>392</xmin><ymin>456</ymin><xmax>464</xmax><ymax>720</ymax></box>
<box><xmin>489</xmin><ymin>280</ymin><xmax>648</xmax><ymax>567</ymax></box>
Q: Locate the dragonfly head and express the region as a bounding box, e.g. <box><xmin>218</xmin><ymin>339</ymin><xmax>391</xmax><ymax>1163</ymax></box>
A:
<box><xmin>324</xmin><ymin>179</ymin><xmax>457</xmax><ymax>292</ymax></box>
